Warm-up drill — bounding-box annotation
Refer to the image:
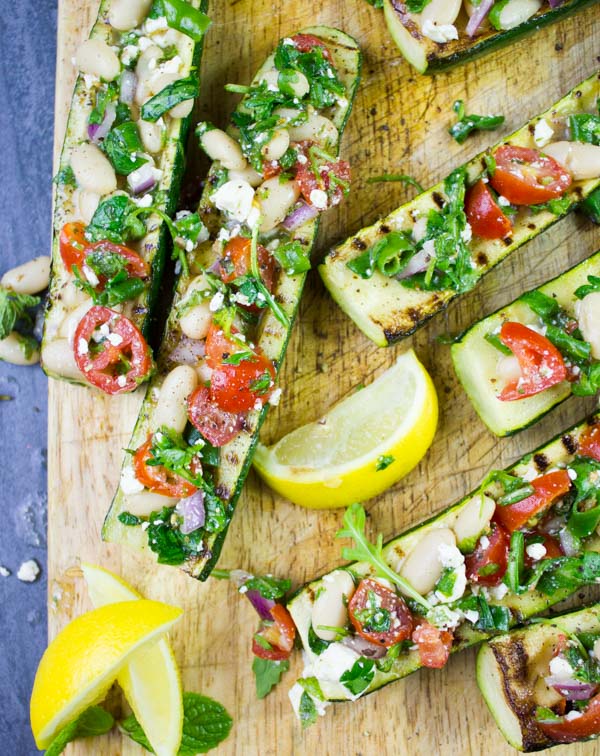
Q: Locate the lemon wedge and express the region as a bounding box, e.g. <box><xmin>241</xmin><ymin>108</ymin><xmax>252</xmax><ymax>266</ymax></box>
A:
<box><xmin>253</xmin><ymin>349</ymin><xmax>438</xmax><ymax>508</ymax></box>
<box><xmin>81</xmin><ymin>563</ymin><xmax>183</xmax><ymax>756</ymax></box>
<box><xmin>30</xmin><ymin>599</ymin><xmax>182</xmax><ymax>749</ymax></box>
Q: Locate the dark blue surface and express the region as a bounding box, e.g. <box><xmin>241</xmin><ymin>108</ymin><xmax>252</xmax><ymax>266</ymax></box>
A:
<box><xmin>0</xmin><ymin>0</ymin><xmax>57</xmax><ymax>752</ymax></box>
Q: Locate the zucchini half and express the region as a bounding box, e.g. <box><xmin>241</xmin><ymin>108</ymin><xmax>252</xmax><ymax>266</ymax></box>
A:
<box><xmin>102</xmin><ymin>27</ymin><xmax>362</xmax><ymax>579</ymax></box>
<box><xmin>287</xmin><ymin>413</ymin><xmax>600</xmax><ymax>704</ymax></box>
<box><xmin>319</xmin><ymin>71</ymin><xmax>600</xmax><ymax>347</ymax></box>
<box><xmin>42</xmin><ymin>0</ymin><xmax>208</xmax><ymax>386</ymax></box>
<box><xmin>452</xmin><ymin>250</ymin><xmax>600</xmax><ymax>437</ymax></box>
<box><xmin>382</xmin><ymin>0</ymin><xmax>597</xmax><ymax>75</ymax></box>
<box><xmin>477</xmin><ymin>603</ymin><xmax>600</xmax><ymax>751</ymax></box>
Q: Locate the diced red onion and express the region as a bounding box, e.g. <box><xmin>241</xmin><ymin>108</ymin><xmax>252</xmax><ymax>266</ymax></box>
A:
<box><xmin>545</xmin><ymin>676</ymin><xmax>598</xmax><ymax>700</ymax></box>
<box><xmin>175</xmin><ymin>490</ymin><xmax>205</xmax><ymax>534</ymax></box>
<box><xmin>342</xmin><ymin>635</ymin><xmax>387</xmax><ymax>659</ymax></box>
<box><xmin>548</xmin><ymin>0</ymin><xmax>565</xmax><ymax>8</ymax></box>
<box><xmin>88</xmin><ymin>101</ymin><xmax>116</xmax><ymax>144</ymax></box>
<box><xmin>282</xmin><ymin>201</ymin><xmax>319</xmax><ymax>231</ymax></box>
<box><xmin>466</xmin><ymin>0</ymin><xmax>494</xmax><ymax>37</ymax></box>
<box><xmin>559</xmin><ymin>527</ymin><xmax>580</xmax><ymax>557</ymax></box>
<box><xmin>208</xmin><ymin>259</ymin><xmax>222</xmax><ymax>275</ymax></box>
<box><xmin>396</xmin><ymin>247</ymin><xmax>432</xmax><ymax>280</ymax></box>
<box><xmin>227</xmin><ymin>570</ymin><xmax>276</xmax><ymax>620</ymax></box>
<box><xmin>169</xmin><ymin>336</ymin><xmax>205</xmax><ymax>365</ymax></box>
<box><xmin>120</xmin><ymin>70</ymin><xmax>137</xmax><ymax>105</ymax></box>
<box><xmin>540</xmin><ymin>515</ymin><xmax>566</xmax><ymax>535</ymax></box>
<box><xmin>127</xmin><ymin>161</ymin><xmax>157</xmax><ymax>195</ymax></box>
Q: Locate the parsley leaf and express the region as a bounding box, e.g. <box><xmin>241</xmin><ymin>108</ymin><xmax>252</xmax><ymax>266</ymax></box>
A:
<box><xmin>118</xmin><ymin>511</ymin><xmax>142</xmax><ymax>526</ymax></box>
<box><xmin>146</xmin><ymin>506</ymin><xmax>204</xmax><ymax>565</ymax></box>
<box><xmin>339</xmin><ymin>657</ymin><xmax>375</xmax><ymax>696</ymax></box>
<box><xmin>273</xmin><ymin>239</ymin><xmax>312</xmax><ymax>274</ymax></box>
<box><xmin>46</xmin><ymin>706</ymin><xmax>114</xmax><ymax>756</ymax></box>
<box><xmin>147</xmin><ymin>426</ymin><xmax>205</xmax><ymax>487</ymax></box>
<box><xmin>252</xmin><ymin>657</ymin><xmax>290</xmax><ymax>699</ymax></box>
<box><xmin>243</xmin><ymin>574</ymin><xmax>291</xmax><ymax>599</ymax></box>
<box><xmin>85</xmin><ymin>195</ymin><xmax>146</xmax><ymax>244</ymax></box>
<box><xmin>274</xmin><ymin>39</ymin><xmax>345</xmax><ymax>111</ymax></box>
<box><xmin>299</xmin><ymin>691</ymin><xmax>318</xmax><ymax>729</ymax></box>
<box><xmin>569</xmin><ymin>113</ymin><xmax>600</xmax><ymax>146</ymax></box>
<box><xmin>103</xmin><ymin>121</ymin><xmax>148</xmax><ymax>175</ymax></box>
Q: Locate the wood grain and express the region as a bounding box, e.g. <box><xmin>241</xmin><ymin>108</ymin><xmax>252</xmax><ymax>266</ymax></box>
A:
<box><xmin>48</xmin><ymin>1</ymin><xmax>600</xmax><ymax>754</ymax></box>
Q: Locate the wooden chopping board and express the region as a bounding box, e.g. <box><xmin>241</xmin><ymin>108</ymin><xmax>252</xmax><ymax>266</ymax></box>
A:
<box><xmin>48</xmin><ymin>2</ymin><xmax>600</xmax><ymax>754</ymax></box>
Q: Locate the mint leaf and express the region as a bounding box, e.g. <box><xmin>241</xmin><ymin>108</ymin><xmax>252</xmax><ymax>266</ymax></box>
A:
<box><xmin>243</xmin><ymin>574</ymin><xmax>291</xmax><ymax>600</ymax></box>
<box><xmin>252</xmin><ymin>656</ymin><xmax>290</xmax><ymax>699</ymax></box>
<box><xmin>339</xmin><ymin>657</ymin><xmax>375</xmax><ymax>696</ymax></box>
<box><xmin>46</xmin><ymin>706</ymin><xmax>114</xmax><ymax>756</ymax></box>
<box><xmin>0</xmin><ymin>286</ymin><xmax>40</xmax><ymax>340</ymax></box>
<box><xmin>299</xmin><ymin>691</ymin><xmax>318</xmax><ymax>729</ymax></box>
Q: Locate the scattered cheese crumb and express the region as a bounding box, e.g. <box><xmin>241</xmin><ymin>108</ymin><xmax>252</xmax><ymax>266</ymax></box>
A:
<box><xmin>209</xmin><ymin>291</ymin><xmax>225</xmax><ymax>312</ymax></box>
<box><xmin>421</xmin><ymin>20</ymin><xmax>458</xmax><ymax>43</ymax></box>
<box><xmin>496</xmin><ymin>195</ymin><xmax>511</xmax><ymax>207</ymax></box>
<box><xmin>17</xmin><ymin>559</ymin><xmax>40</xmax><ymax>583</ymax></box>
<box><xmin>525</xmin><ymin>542</ymin><xmax>547</xmax><ymax>562</ymax></box>
<box><xmin>310</xmin><ymin>189</ymin><xmax>328</xmax><ymax>210</ymax></box>
<box><xmin>0</xmin><ymin>566</ymin><xmax>10</xmax><ymax>577</ymax></box>
<box><xmin>533</xmin><ymin>119</ymin><xmax>554</xmax><ymax>148</ymax></box>
<box><xmin>268</xmin><ymin>388</ymin><xmax>283</xmax><ymax>406</ymax></box>
<box><xmin>121</xmin><ymin>466</ymin><xmax>144</xmax><ymax>495</ymax></box>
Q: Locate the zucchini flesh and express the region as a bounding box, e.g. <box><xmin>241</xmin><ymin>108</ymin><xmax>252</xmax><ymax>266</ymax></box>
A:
<box><xmin>478</xmin><ymin>604</ymin><xmax>600</xmax><ymax>751</ymax></box>
<box><xmin>42</xmin><ymin>0</ymin><xmax>207</xmax><ymax>386</ymax></box>
<box><xmin>287</xmin><ymin>413</ymin><xmax>600</xmax><ymax>704</ymax></box>
<box><xmin>382</xmin><ymin>0</ymin><xmax>597</xmax><ymax>74</ymax></box>
<box><xmin>319</xmin><ymin>72</ymin><xmax>600</xmax><ymax>347</ymax></box>
<box><xmin>102</xmin><ymin>27</ymin><xmax>362</xmax><ymax>580</ymax></box>
<box><xmin>452</xmin><ymin>250</ymin><xmax>600</xmax><ymax>437</ymax></box>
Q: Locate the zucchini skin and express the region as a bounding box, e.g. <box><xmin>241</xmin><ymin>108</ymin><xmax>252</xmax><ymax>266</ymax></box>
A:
<box><xmin>451</xmin><ymin>249</ymin><xmax>600</xmax><ymax>437</ymax></box>
<box><xmin>319</xmin><ymin>72</ymin><xmax>600</xmax><ymax>347</ymax></box>
<box><xmin>478</xmin><ymin>604</ymin><xmax>600</xmax><ymax>751</ymax></box>
<box><xmin>102</xmin><ymin>27</ymin><xmax>363</xmax><ymax>581</ymax></box>
<box><xmin>287</xmin><ymin>412</ymin><xmax>600</xmax><ymax>702</ymax></box>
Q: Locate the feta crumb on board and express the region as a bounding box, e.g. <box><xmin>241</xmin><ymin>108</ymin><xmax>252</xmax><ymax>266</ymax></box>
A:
<box><xmin>533</xmin><ymin>119</ymin><xmax>554</xmax><ymax>148</ymax></box>
<box><xmin>121</xmin><ymin>465</ymin><xmax>144</xmax><ymax>495</ymax></box>
<box><xmin>421</xmin><ymin>20</ymin><xmax>458</xmax><ymax>44</ymax></box>
<box><xmin>17</xmin><ymin>559</ymin><xmax>40</xmax><ymax>583</ymax></box>
<box><xmin>0</xmin><ymin>565</ymin><xmax>10</xmax><ymax>577</ymax></box>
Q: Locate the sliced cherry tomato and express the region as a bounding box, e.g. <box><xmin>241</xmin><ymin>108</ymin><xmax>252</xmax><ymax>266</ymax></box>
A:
<box><xmin>263</xmin><ymin>160</ymin><xmax>282</xmax><ymax>180</ymax></box>
<box><xmin>210</xmin><ymin>354</ymin><xmax>275</xmax><ymax>413</ymax></box>
<box><xmin>252</xmin><ymin>603</ymin><xmax>296</xmax><ymax>661</ymax></box>
<box><xmin>490</xmin><ymin>145</ymin><xmax>572</xmax><ymax>206</ymax></box>
<box><xmin>59</xmin><ymin>222</ymin><xmax>88</xmax><ymax>271</ymax></box>
<box><xmin>465</xmin><ymin>180</ymin><xmax>512</xmax><ymax>240</ymax></box>
<box><xmin>218</xmin><ymin>236</ymin><xmax>276</xmax><ymax>292</ymax></box>
<box><xmin>578</xmin><ymin>423</ymin><xmax>600</xmax><ymax>462</ymax></box>
<box><xmin>494</xmin><ymin>470</ymin><xmax>572</xmax><ymax>533</ymax></box>
<box><xmin>291</xmin><ymin>33</ymin><xmax>332</xmax><ymax>60</ymax></box>
<box><xmin>85</xmin><ymin>240</ymin><xmax>149</xmax><ymax>281</ymax></box>
<box><xmin>187</xmin><ymin>386</ymin><xmax>244</xmax><ymax>447</ymax></box>
<box><xmin>73</xmin><ymin>305</ymin><xmax>153</xmax><ymax>394</ymax></box>
<box><xmin>523</xmin><ymin>532</ymin><xmax>563</xmax><ymax>570</ymax></box>
<box><xmin>498</xmin><ymin>322</ymin><xmax>567</xmax><ymax>401</ymax></box>
<box><xmin>296</xmin><ymin>159</ymin><xmax>351</xmax><ymax>209</ymax></box>
<box><xmin>204</xmin><ymin>323</ymin><xmax>241</xmax><ymax>369</ymax></box>
<box><xmin>412</xmin><ymin>621</ymin><xmax>453</xmax><ymax>669</ymax></box>
<box><xmin>465</xmin><ymin>522</ymin><xmax>510</xmax><ymax>587</ymax></box>
<box><xmin>132</xmin><ymin>435</ymin><xmax>199</xmax><ymax>498</ymax></box>
<box><xmin>538</xmin><ymin>694</ymin><xmax>600</xmax><ymax>743</ymax></box>
<box><xmin>347</xmin><ymin>578</ymin><xmax>413</xmax><ymax>648</ymax></box>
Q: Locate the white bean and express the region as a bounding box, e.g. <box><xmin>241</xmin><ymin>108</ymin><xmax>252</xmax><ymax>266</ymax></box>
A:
<box><xmin>453</xmin><ymin>495</ymin><xmax>496</xmax><ymax>552</ymax></box>
<box><xmin>259</xmin><ymin>69</ymin><xmax>280</xmax><ymax>92</ymax></box>
<box><xmin>58</xmin><ymin>301</ymin><xmax>94</xmax><ymax>345</ymax></box>
<box><xmin>228</xmin><ymin>164</ymin><xmax>263</xmax><ymax>188</ymax></box>
<box><xmin>60</xmin><ymin>282</ymin><xmax>88</xmax><ymax>308</ymax></box>
<box><xmin>1</xmin><ymin>257</ymin><xmax>50</xmax><ymax>295</ymax></box>
<box><xmin>138</xmin><ymin>118</ymin><xmax>164</xmax><ymax>154</ymax></box>
<box><xmin>496</xmin><ymin>354</ymin><xmax>522</xmax><ymax>385</ymax></box>
<box><xmin>262</xmin><ymin>129</ymin><xmax>290</xmax><ymax>162</ymax></box>
<box><xmin>41</xmin><ymin>338</ymin><xmax>82</xmax><ymax>379</ymax></box>
<box><xmin>283</xmin><ymin>71</ymin><xmax>310</xmax><ymax>99</ymax></box>
<box><xmin>576</xmin><ymin>292</ymin><xmax>600</xmax><ymax>360</ymax></box>
<box><xmin>200</xmin><ymin>129</ymin><xmax>246</xmax><ymax>170</ymax></box>
<box><xmin>277</xmin><ymin>107</ymin><xmax>338</xmax><ymax>147</ymax></box>
<box><xmin>169</xmin><ymin>98</ymin><xmax>194</xmax><ymax>119</ymax></box>
<box><xmin>311</xmin><ymin>570</ymin><xmax>355</xmax><ymax>641</ymax></box>
<box><xmin>257</xmin><ymin>177</ymin><xmax>300</xmax><ymax>232</ymax></box>
<box><xmin>494</xmin><ymin>0</ymin><xmax>542</xmax><ymax>30</ymax></box>
<box><xmin>180</xmin><ymin>303</ymin><xmax>212</xmax><ymax>341</ymax></box>
<box><xmin>544</xmin><ymin>141</ymin><xmax>600</xmax><ymax>181</ymax></box>
<box><xmin>0</xmin><ymin>332</ymin><xmax>39</xmax><ymax>366</ymax></box>
<box><xmin>195</xmin><ymin>359</ymin><xmax>213</xmax><ymax>384</ymax></box>
<box><xmin>153</xmin><ymin>365</ymin><xmax>198</xmax><ymax>433</ymax></box>
<box><xmin>108</xmin><ymin>0</ymin><xmax>152</xmax><ymax>31</ymax></box>
<box><xmin>419</xmin><ymin>0</ymin><xmax>461</xmax><ymax>24</ymax></box>
<box><xmin>74</xmin><ymin>188</ymin><xmax>101</xmax><ymax>224</ymax></box>
<box><xmin>125</xmin><ymin>493</ymin><xmax>177</xmax><ymax>516</ymax></box>
<box><xmin>594</xmin><ymin>638</ymin><xmax>600</xmax><ymax>660</ymax></box>
<box><xmin>75</xmin><ymin>39</ymin><xmax>120</xmax><ymax>82</ymax></box>
<box><xmin>135</xmin><ymin>45</ymin><xmax>163</xmax><ymax>105</ymax></box>
<box><xmin>399</xmin><ymin>528</ymin><xmax>456</xmax><ymax>596</ymax></box>
<box><xmin>71</xmin><ymin>143</ymin><xmax>117</xmax><ymax>195</ymax></box>
<box><xmin>148</xmin><ymin>72</ymin><xmax>193</xmax><ymax>119</ymax></box>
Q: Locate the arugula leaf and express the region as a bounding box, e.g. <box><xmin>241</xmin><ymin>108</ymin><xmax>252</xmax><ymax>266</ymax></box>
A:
<box><xmin>299</xmin><ymin>691</ymin><xmax>318</xmax><ymax>729</ymax></box>
<box><xmin>575</xmin><ymin>274</ymin><xmax>600</xmax><ymax>300</ymax></box>
<box><xmin>569</xmin><ymin>113</ymin><xmax>600</xmax><ymax>146</ymax></box>
<box><xmin>529</xmin><ymin>196</ymin><xmax>572</xmax><ymax>216</ymax></box>
<box><xmin>339</xmin><ymin>657</ymin><xmax>375</xmax><ymax>696</ymax></box>
<box><xmin>376</xmin><ymin>454</ymin><xmax>395</xmax><ymax>471</ymax></box>
<box><xmin>147</xmin><ymin>426</ymin><xmax>205</xmax><ymax>487</ymax></box>
<box><xmin>273</xmin><ymin>239</ymin><xmax>312</xmax><ymax>274</ymax></box>
<box><xmin>252</xmin><ymin>657</ymin><xmax>290</xmax><ymax>699</ymax></box>
<box><xmin>121</xmin><ymin>692</ymin><xmax>232</xmax><ymax>754</ymax></box>
<box><xmin>46</xmin><ymin>706</ymin><xmax>114</xmax><ymax>756</ymax></box>
<box><xmin>0</xmin><ymin>286</ymin><xmax>40</xmax><ymax>340</ymax></box>
<box><xmin>85</xmin><ymin>195</ymin><xmax>146</xmax><ymax>244</ymax></box>
<box><xmin>449</xmin><ymin>100</ymin><xmax>505</xmax><ymax>145</ymax></box>
<box><xmin>118</xmin><ymin>511</ymin><xmax>142</xmax><ymax>526</ymax></box>
<box><xmin>243</xmin><ymin>574</ymin><xmax>291</xmax><ymax>599</ymax></box>
<box><xmin>146</xmin><ymin>507</ymin><xmax>204</xmax><ymax>565</ymax></box>
<box><xmin>141</xmin><ymin>75</ymin><xmax>199</xmax><ymax>122</ymax></box>
<box><xmin>103</xmin><ymin>121</ymin><xmax>148</xmax><ymax>175</ymax></box>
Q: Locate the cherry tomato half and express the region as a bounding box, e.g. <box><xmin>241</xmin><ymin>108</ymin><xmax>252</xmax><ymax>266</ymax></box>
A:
<box><xmin>490</xmin><ymin>145</ymin><xmax>572</xmax><ymax>206</ymax></box>
<box><xmin>85</xmin><ymin>240</ymin><xmax>149</xmax><ymax>282</ymax></box>
<box><xmin>132</xmin><ymin>435</ymin><xmax>198</xmax><ymax>498</ymax></box>
<box><xmin>291</xmin><ymin>33</ymin><xmax>332</xmax><ymax>60</ymax></box>
<box><xmin>498</xmin><ymin>322</ymin><xmax>567</xmax><ymax>401</ymax></box>
<box><xmin>210</xmin><ymin>355</ymin><xmax>275</xmax><ymax>413</ymax></box>
<box><xmin>538</xmin><ymin>694</ymin><xmax>600</xmax><ymax>743</ymax></box>
<box><xmin>348</xmin><ymin>578</ymin><xmax>413</xmax><ymax>648</ymax></box>
<box><xmin>73</xmin><ymin>305</ymin><xmax>153</xmax><ymax>394</ymax></box>
<box><xmin>296</xmin><ymin>159</ymin><xmax>351</xmax><ymax>209</ymax></box>
<box><xmin>252</xmin><ymin>603</ymin><xmax>296</xmax><ymax>661</ymax></box>
<box><xmin>578</xmin><ymin>423</ymin><xmax>600</xmax><ymax>462</ymax></box>
<box><xmin>204</xmin><ymin>324</ymin><xmax>242</xmax><ymax>369</ymax></box>
<box><xmin>218</xmin><ymin>236</ymin><xmax>277</xmax><ymax>292</ymax></box>
<box><xmin>494</xmin><ymin>470</ymin><xmax>572</xmax><ymax>533</ymax></box>
<box><xmin>187</xmin><ymin>386</ymin><xmax>244</xmax><ymax>447</ymax></box>
<box><xmin>412</xmin><ymin>621</ymin><xmax>453</xmax><ymax>669</ymax></box>
<box><xmin>465</xmin><ymin>522</ymin><xmax>510</xmax><ymax>587</ymax></box>
<box><xmin>465</xmin><ymin>179</ymin><xmax>512</xmax><ymax>240</ymax></box>
<box><xmin>59</xmin><ymin>222</ymin><xmax>88</xmax><ymax>271</ymax></box>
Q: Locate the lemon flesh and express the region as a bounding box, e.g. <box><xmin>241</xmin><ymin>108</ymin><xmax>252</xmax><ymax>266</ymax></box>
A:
<box><xmin>30</xmin><ymin>599</ymin><xmax>182</xmax><ymax>748</ymax></box>
<box><xmin>81</xmin><ymin>563</ymin><xmax>183</xmax><ymax>756</ymax></box>
<box><xmin>253</xmin><ymin>349</ymin><xmax>438</xmax><ymax>508</ymax></box>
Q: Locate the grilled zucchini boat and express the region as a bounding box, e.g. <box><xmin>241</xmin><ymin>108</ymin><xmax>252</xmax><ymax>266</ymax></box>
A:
<box><xmin>287</xmin><ymin>413</ymin><xmax>600</xmax><ymax>721</ymax></box>
<box><xmin>452</xmin><ymin>250</ymin><xmax>600</xmax><ymax>437</ymax></box>
<box><xmin>478</xmin><ymin>603</ymin><xmax>600</xmax><ymax>751</ymax></box>
<box><xmin>102</xmin><ymin>28</ymin><xmax>362</xmax><ymax>579</ymax></box>
<box><xmin>320</xmin><ymin>71</ymin><xmax>600</xmax><ymax>347</ymax></box>
<box><xmin>43</xmin><ymin>0</ymin><xmax>209</xmax><ymax>393</ymax></box>
<box><xmin>381</xmin><ymin>0</ymin><xmax>597</xmax><ymax>74</ymax></box>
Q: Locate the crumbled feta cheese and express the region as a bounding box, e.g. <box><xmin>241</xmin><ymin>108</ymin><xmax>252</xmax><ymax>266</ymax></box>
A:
<box><xmin>549</xmin><ymin>656</ymin><xmax>574</xmax><ymax>679</ymax></box>
<box><xmin>246</xmin><ymin>204</ymin><xmax>261</xmax><ymax>229</ymax></box>
<box><xmin>77</xmin><ymin>338</ymin><xmax>89</xmax><ymax>355</ymax></box>
<box><xmin>565</xmin><ymin>710</ymin><xmax>583</xmax><ymax>721</ymax></box>
<box><xmin>209</xmin><ymin>291</ymin><xmax>225</xmax><ymax>312</ymax></box>
<box><xmin>17</xmin><ymin>559</ymin><xmax>40</xmax><ymax>583</ymax></box>
<box><xmin>534</xmin><ymin>119</ymin><xmax>554</xmax><ymax>148</ymax></box>
<box><xmin>438</xmin><ymin>543</ymin><xmax>465</xmax><ymax>570</ymax></box>
<box><xmin>0</xmin><ymin>566</ymin><xmax>10</xmax><ymax>577</ymax></box>
<box><xmin>107</xmin><ymin>332</ymin><xmax>123</xmax><ymax>347</ymax></box>
<box><xmin>436</xmin><ymin>566</ymin><xmax>467</xmax><ymax>604</ymax></box>
<box><xmin>427</xmin><ymin>605</ymin><xmax>463</xmax><ymax>631</ymax></box>
<box><xmin>496</xmin><ymin>195</ymin><xmax>511</xmax><ymax>207</ymax></box>
<box><xmin>463</xmin><ymin>609</ymin><xmax>479</xmax><ymax>624</ymax></box>
<box><xmin>121</xmin><ymin>465</ymin><xmax>145</xmax><ymax>494</ymax></box>
<box><xmin>479</xmin><ymin>535</ymin><xmax>490</xmax><ymax>550</ymax></box>
<box><xmin>421</xmin><ymin>20</ymin><xmax>458</xmax><ymax>44</ymax></box>
<box><xmin>460</xmin><ymin>223</ymin><xmax>472</xmax><ymax>244</ymax></box>
<box><xmin>521</xmin><ymin>467</ymin><xmax>538</xmax><ymax>482</ymax></box>
<box><xmin>268</xmin><ymin>388</ymin><xmax>283</xmax><ymax>406</ymax></box>
<box><xmin>117</xmin><ymin>375</ymin><xmax>127</xmax><ymax>388</ymax></box>
<box><xmin>144</xmin><ymin>16</ymin><xmax>169</xmax><ymax>33</ymax></box>
<box><xmin>83</xmin><ymin>265</ymin><xmax>100</xmax><ymax>287</ymax></box>
<box><xmin>137</xmin><ymin>36</ymin><xmax>154</xmax><ymax>51</ymax></box>
<box><xmin>161</xmin><ymin>55</ymin><xmax>183</xmax><ymax>74</ymax></box>
<box><xmin>568</xmin><ymin>468</ymin><xmax>577</xmax><ymax>480</ymax></box>
<box><xmin>311</xmin><ymin>643</ymin><xmax>361</xmax><ymax>685</ymax></box>
<box><xmin>525</xmin><ymin>542</ymin><xmax>547</xmax><ymax>562</ymax></box>
<box><xmin>83</xmin><ymin>73</ymin><xmax>99</xmax><ymax>89</ymax></box>
<box><xmin>289</xmin><ymin>682</ymin><xmax>330</xmax><ymax>720</ymax></box>
<box><xmin>310</xmin><ymin>189</ymin><xmax>328</xmax><ymax>210</ymax></box>
<box><xmin>121</xmin><ymin>45</ymin><xmax>139</xmax><ymax>66</ymax></box>
<box><xmin>296</xmin><ymin>153</ymin><xmax>308</xmax><ymax>165</ymax></box>
<box><xmin>141</xmin><ymin>521</ymin><xmax>150</xmax><ymax>531</ymax></box>
<box><xmin>134</xmin><ymin>193</ymin><xmax>154</xmax><ymax>208</ymax></box>
<box><xmin>487</xmin><ymin>582</ymin><xmax>509</xmax><ymax>601</ymax></box>
<box><xmin>212</xmin><ymin>180</ymin><xmax>255</xmax><ymax>223</ymax></box>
